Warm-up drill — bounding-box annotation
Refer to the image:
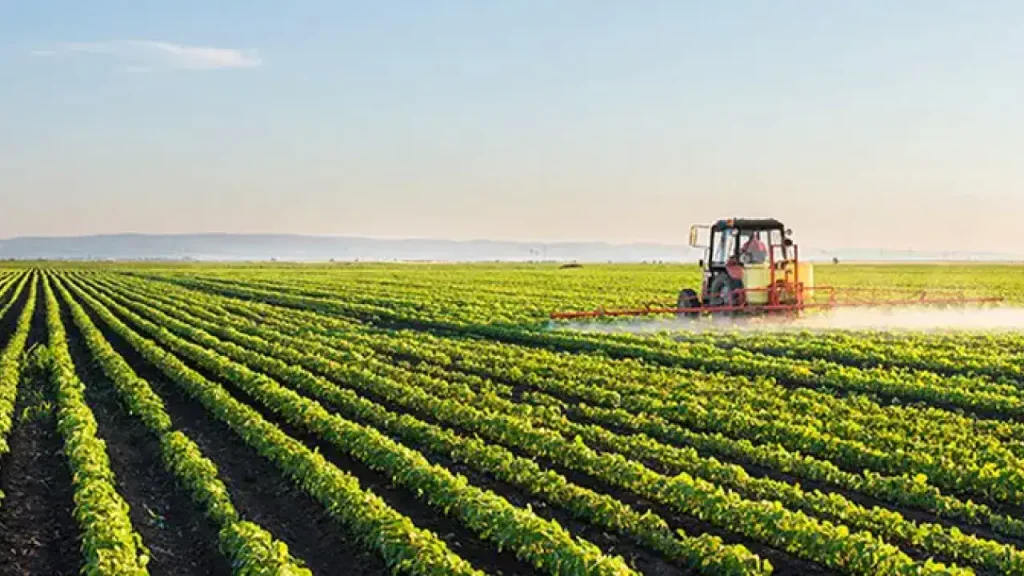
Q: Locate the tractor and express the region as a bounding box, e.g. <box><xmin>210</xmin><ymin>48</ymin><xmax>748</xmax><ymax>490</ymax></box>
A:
<box><xmin>677</xmin><ymin>217</ymin><xmax>811</xmax><ymax>317</ymax></box>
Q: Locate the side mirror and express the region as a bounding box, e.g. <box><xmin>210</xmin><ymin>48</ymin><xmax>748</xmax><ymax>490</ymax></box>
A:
<box><xmin>785</xmin><ymin>228</ymin><xmax>793</xmax><ymax>237</ymax></box>
<box><xmin>689</xmin><ymin>225</ymin><xmax>710</xmax><ymax>248</ymax></box>
<box><xmin>698</xmin><ymin>259</ymin><xmax>704</xmax><ymax>268</ymax></box>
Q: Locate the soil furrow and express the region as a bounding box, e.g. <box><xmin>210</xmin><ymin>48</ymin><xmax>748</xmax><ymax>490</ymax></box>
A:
<box><xmin>0</xmin><ymin>275</ymin><xmax>29</xmax><ymax>350</ymax></box>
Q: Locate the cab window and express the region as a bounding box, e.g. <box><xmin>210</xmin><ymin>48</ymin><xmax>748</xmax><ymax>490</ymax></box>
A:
<box><xmin>710</xmin><ymin>228</ymin><xmax>737</xmax><ymax>265</ymax></box>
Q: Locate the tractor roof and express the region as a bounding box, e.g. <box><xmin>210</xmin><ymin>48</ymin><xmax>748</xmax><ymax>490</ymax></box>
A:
<box><xmin>712</xmin><ymin>218</ymin><xmax>785</xmax><ymax>231</ymax></box>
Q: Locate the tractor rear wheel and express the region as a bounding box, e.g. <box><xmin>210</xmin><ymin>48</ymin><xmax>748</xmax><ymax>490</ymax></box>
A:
<box><xmin>709</xmin><ymin>274</ymin><xmax>744</xmax><ymax>315</ymax></box>
<box><xmin>676</xmin><ymin>288</ymin><xmax>701</xmax><ymax>318</ymax></box>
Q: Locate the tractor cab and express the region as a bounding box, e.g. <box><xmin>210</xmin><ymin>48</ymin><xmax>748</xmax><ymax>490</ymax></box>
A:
<box><xmin>696</xmin><ymin>218</ymin><xmax>790</xmax><ymax>271</ymax></box>
<box><xmin>682</xmin><ymin>218</ymin><xmax>811</xmax><ymax>314</ymax></box>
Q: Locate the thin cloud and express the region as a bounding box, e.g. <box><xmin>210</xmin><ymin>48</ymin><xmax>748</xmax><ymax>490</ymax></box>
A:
<box><xmin>31</xmin><ymin>40</ymin><xmax>262</xmax><ymax>71</ymax></box>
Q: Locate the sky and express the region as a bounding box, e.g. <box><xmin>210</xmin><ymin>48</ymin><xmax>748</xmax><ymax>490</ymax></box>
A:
<box><xmin>1</xmin><ymin>1</ymin><xmax>1023</xmax><ymax>253</ymax></box>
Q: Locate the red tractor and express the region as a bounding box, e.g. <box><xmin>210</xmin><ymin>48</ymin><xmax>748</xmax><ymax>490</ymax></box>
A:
<box><xmin>675</xmin><ymin>217</ymin><xmax>807</xmax><ymax>317</ymax></box>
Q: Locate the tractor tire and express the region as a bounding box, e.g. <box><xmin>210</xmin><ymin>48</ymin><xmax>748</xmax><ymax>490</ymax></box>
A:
<box><xmin>708</xmin><ymin>274</ymin><xmax>744</xmax><ymax>315</ymax></box>
<box><xmin>676</xmin><ymin>288</ymin><xmax>701</xmax><ymax>318</ymax></box>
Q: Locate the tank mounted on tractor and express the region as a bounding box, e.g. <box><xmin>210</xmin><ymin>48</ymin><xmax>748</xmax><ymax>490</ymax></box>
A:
<box><xmin>550</xmin><ymin>217</ymin><xmax>1003</xmax><ymax>321</ymax></box>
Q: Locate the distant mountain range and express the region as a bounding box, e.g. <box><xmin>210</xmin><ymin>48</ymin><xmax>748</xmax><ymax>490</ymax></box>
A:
<box><xmin>0</xmin><ymin>234</ymin><xmax>1018</xmax><ymax>263</ymax></box>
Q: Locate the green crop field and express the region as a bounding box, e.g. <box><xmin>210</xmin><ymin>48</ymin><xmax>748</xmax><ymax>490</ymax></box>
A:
<box><xmin>1</xmin><ymin>263</ymin><xmax>1023</xmax><ymax>576</ymax></box>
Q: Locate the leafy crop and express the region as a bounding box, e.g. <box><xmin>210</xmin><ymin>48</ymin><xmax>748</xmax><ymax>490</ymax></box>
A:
<box><xmin>1</xmin><ymin>261</ymin><xmax>1021</xmax><ymax>576</ymax></box>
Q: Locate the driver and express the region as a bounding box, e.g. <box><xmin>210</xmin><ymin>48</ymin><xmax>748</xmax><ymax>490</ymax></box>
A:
<box><xmin>740</xmin><ymin>232</ymin><xmax>768</xmax><ymax>264</ymax></box>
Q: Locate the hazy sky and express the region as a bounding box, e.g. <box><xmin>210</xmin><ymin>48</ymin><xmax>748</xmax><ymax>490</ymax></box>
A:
<box><xmin>2</xmin><ymin>1</ymin><xmax>1023</xmax><ymax>252</ymax></box>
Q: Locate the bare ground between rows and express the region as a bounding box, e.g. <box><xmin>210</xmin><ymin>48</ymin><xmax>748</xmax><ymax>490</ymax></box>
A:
<box><xmin>0</xmin><ymin>274</ymin><xmax>20</xmax><ymax>311</ymax></box>
<box><xmin>58</xmin><ymin>293</ymin><xmax>231</xmax><ymax>576</ymax></box>
<box><xmin>74</xmin><ymin>292</ymin><xmax>390</xmax><ymax>576</ymax></box>
<box><xmin>0</xmin><ymin>274</ymin><xmax>29</xmax><ymax>351</ymax></box>
<box><xmin>0</xmin><ymin>282</ymin><xmax>80</xmax><ymax>576</ymax></box>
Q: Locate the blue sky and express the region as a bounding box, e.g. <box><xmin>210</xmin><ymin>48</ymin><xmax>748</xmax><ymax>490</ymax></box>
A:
<box><xmin>2</xmin><ymin>1</ymin><xmax>1022</xmax><ymax>251</ymax></box>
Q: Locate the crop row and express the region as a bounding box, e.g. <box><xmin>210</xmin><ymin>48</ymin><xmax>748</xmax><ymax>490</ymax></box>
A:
<box><xmin>0</xmin><ymin>272</ymin><xmax>33</xmax><ymax>469</ymax></box>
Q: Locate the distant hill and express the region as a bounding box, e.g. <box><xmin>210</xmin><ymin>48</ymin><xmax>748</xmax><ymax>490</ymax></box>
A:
<box><xmin>0</xmin><ymin>234</ymin><xmax>1017</xmax><ymax>263</ymax></box>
